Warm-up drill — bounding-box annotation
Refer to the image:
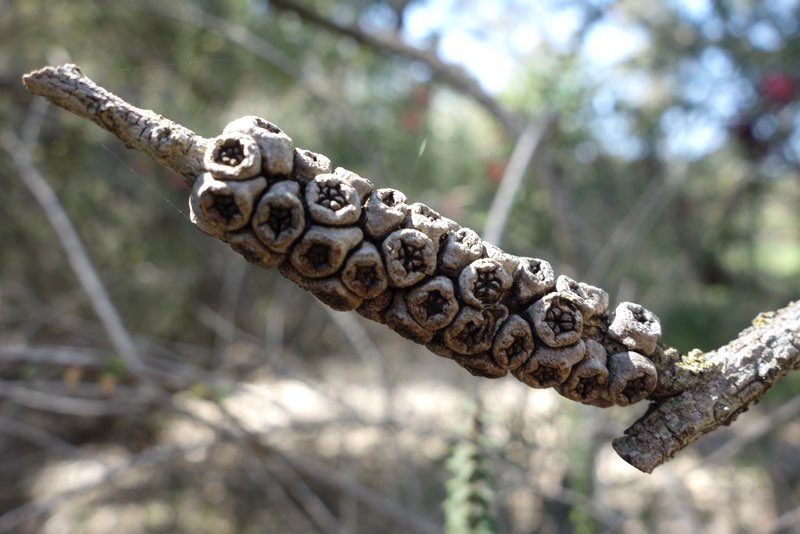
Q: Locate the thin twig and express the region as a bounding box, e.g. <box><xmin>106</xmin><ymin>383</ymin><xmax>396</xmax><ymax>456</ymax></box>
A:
<box><xmin>762</xmin><ymin>504</ymin><xmax>800</xmax><ymax>534</ymax></box>
<box><xmin>613</xmin><ymin>300</ymin><xmax>800</xmax><ymax>473</ymax></box>
<box><xmin>0</xmin><ymin>442</ymin><xmax>212</xmax><ymax>533</ymax></box>
<box><xmin>482</xmin><ymin>115</ymin><xmax>552</xmax><ymax>245</ymax></box>
<box><xmin>322</xmin><ymin>306</ymin><xmax>393</xmax><ymax>420</ymax></box>
<box><xmin>2</xmin><ymin>121</ymin><xmax>149</xmax><ymax>379</ymax></box>
<box><xmin>703</xmin><ymin>395</ymin><xmax>800</xmax><ymax>466</ymax></box>
<box><xmin>0</xmin><ymin>345</ymin><xmax>103</xmax><ymax>368</ymax></box>
<box><xmin>0</xmin><ymin>379</ymin><xmax>157</xmax><ymax>417</ymax></box>
<box><xmin>583</xmin><ymin>169</ymin><xmax>678</xmax><ymax>284</ymax></box>
<box><xmin>0</xmin><ymin>416</ymin><xmax>109</xmax><ymax>469</ymax></box>
<box><xmin>21</xmin><ymin>64</ymin><xmax>208</xmax><ymax>183</ymax></box>
<box><xmin>267</xmin><ymin>0</ymin><xmax>521</xmax><ymax>136</ymax></box>
<box><xmin>261</xmin><ymin>455</ymin><xmax>342</xmax><ymax>534</ymax></box>
<box><xmin>176</xmin><ymin>401</ymin><xmax>441</xmax><ymax>534</ymax></box>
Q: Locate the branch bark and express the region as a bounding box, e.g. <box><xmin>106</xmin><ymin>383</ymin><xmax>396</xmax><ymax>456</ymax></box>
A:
<box><xmin>613</xmin><ymin>300</ymin><xmax>800</xmax><ymax>473</ymax></box>
<box><xmin>19</xmin><ymin>64</ymin><xmax>800</xmax><ymax>473</ymax></box>
<box><xmin>20</xmin><ymin>63</ymin><xmax>208</xmax><ymax>185</ymax></box>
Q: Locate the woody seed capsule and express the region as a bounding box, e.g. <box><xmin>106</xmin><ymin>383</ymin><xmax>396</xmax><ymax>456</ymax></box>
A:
<box><xmin>459</xmin><ymin>258</ymin><xmax>513</xmax><ymax>308</ymax></box>
<box><xmin>189</xmin><ymin>172</ymin><xmax>266</xmax><ymax>237</ymax></box>
<box><xmin>609</xmin><ymin>302</ymin><xmax>662</xmax><ymax>356</ymax></box>
<box><xmin>526</xmin><ymin>292</ymin><xmax>584</xmax><ymax>348</ymax></box>
<box><xmin>223</xmin><ymin>115</ymin><xmax>294</xmax><ymax>176</ymax></box>
<box><xmin>290</xmin><ymin>225</ymin><xmax>363</xmax><ymax>278</ymax></box>
<box><xmin>251</xmin><ymin>180</ymin><xmax>306</xmax><ymax>253</ymax></box>
<box><xmin>382</xmin><ymin>229</ymin><xmax>436</xmax><ymax>287</ymax></box>
<box><xmin>513</xmin><ymin>339</ymin><xmax>586</xmax><ymax>389</ymax></box>
<box><xmin>555</xmin><ymin>275</ymin><xmax>609</xmax><ymax>319</ymax></box>
<box><xmin>305</xmin><ymin>173</ymin><xmax>362</xmax><ymax>226</ymax></box>
<box><xmin>363</xmin><ymin>188</ymin><xmax>409</xmax><ymax>240</ymax></box>
<box><xmin>557</xmin><ymin>339</ymin><xmax>609</xmax><ymax>404</ymax></box>
<box><xmin>607</xmin><ymin>350</ymin><xmax>658</xmax><ymax>405</ymax></box>
<box><xmin>292</xmin><ymin>148</ymin><xmax>332</xmax><ymax>184</ymax></box>
<box><xmin>203</xmin><ymin>132</ymin><xmax>262</xmax><ymax>180</ymax></box>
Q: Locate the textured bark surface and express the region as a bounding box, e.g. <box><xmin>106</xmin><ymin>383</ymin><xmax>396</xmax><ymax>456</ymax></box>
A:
<box><xmin>21</xmin><ymin>64</ymin><xmax>800</xmax><ymax>473</ymax></box>
<box><xmin>22</xmin><ymin>64</ymin><xmax>208</xmax><ymax>184</ymax></box>
<box><xmin>614</xmin><ymin>300</ymin><xmax>800</xmax><ymax>472</ymax></box>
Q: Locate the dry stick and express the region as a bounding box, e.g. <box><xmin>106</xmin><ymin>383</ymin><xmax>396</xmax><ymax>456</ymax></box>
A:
<box><xmin>20</xmin><ymin>64</ymin><xmax>800</xmax><ymax>473</ymax></box>
<box><xmin>0</xmin><ymin>442</ymin><xmax>212</xmax><ymax>533</ymax></box>
<box><xmin>702</xmin><ymin>394</ymin><xmax>800</xmax><ymax>466</ymax></box>
<box><xmin>267</xmin><ymin>0</ymin><xmax>521</xmax><ymax>137</ymax></box>
<box><xmin>612</xmin><ymin>302</ymin><xmax>800</xmax><ymax>472</ymax></box>
<box><xmin>2</xmin><ymin>124</ymin><xmax>151</xmax><ymax>378</ymax></box>
<box><xmin>0</xmin><ymin>379</ymin><xmax>153</xmax><ymax>417</ymax></box>
<box><xmin>0</xmin><ymin>345</ymin><xmax>104</xmax><ymax>368</ymax></box>
<box><xmin>18</xmin><ymin>64</ymin><xmax>208</xmax><ymax>185</ymax></box>
<box><xmin>142</xmin><ymin>0</ymin><xmax>415</xmax><ymax>177</ymax></box>
<box><xmin>322</xmin><ymin>307</ymin><xmax>394</xmax><ymax>419</ymax></box>
<box><xmin>0</xmin><ymin>416</ymin><xmax>109</xmax><ymax>469</ymax></box>
<box><xmin>174</xmin><ymin>402</ymin><xmax>441</xmax><ymax>534</ymax></box>
<box><xmin>763</xmin><ymin>504</ymin><xmax>800</xmax><ymax>534</ymax></box>
<box><xmin>260</xmin><ymin>456</ymin><xmax>342</xmax><ymax>534</ymax></box>
<box><xmin>482</xmin><ymin>115</ymin><xmax>552</xmax><ymax>246</ymax></box>
<box><xmin>584</xmin><ymin>172</ymin><xmax>678</xmax><ymax>284</ymax></box>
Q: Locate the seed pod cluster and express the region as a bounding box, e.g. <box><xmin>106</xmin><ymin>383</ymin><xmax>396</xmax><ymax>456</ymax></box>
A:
<box><xmin>190</xmin><ymin>116</ymin><xmax>664</xmax><ymax>407</ymax></box>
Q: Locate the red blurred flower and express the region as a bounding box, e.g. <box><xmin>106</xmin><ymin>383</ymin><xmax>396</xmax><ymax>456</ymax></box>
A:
<box><xmin>760</xmin><ymin>72</ymin><xmax>796</xmax><ymax>106</ymax></box>
<box><xmin>485</xmin><ymin>159</ymin><xmax>506</xmax><ymax>184</ymax></box>
<box><xmin>411</xmin><ymin>86</ymin><xmax>430</xmax><ymax>108</ymax></box>
<box><xmin>402</xmin><ymin>110</ymin><xmax>423</xmax><ymax>131</ymax></box>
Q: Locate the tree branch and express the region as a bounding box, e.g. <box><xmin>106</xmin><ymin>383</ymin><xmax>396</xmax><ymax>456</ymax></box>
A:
<box><xmin>267</xmin><ymin>0</ymin><xmax>521</xmax><ymax>136</ymax></box>
<box><xmin>482</xmin><ymin>114</ymin><xmax>552</xmax><ymax>246</ymax></box>
<box><xmin>20</xmin><ymin>63</ymin><xmax>207</xmax><ymax>184</ymax></box>
<box><xmin>2</xmin><ymin>120</ymin><xmax>150</xmax><ymax>377</ymax></box>
<box><xmin>613</xmin><ymin>300</ymin><xmax>800</xmax><ymax>472</ymax></box>
<box><xmin>18</xmin><ymin>64</ymin><xmax>800</xmax><ymax>473</ymax></box>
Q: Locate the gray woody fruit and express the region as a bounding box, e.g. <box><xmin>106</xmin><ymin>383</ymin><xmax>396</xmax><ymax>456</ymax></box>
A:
<box><xmin>442</xmin><ymin>305</ymin><xmax>508</xmax><ymax>356</ymax></box>
<box><xmin>405</xmin><ymin>203</ymin><xmax>459</xmax><ymax>245</ymax></box>
<box><xmin>459</xmin><ymin>258</ymin><xmax>513</xmax><ymax>308</ymax></box>
<box><xmin>289</xmin><ymin>225</ymin><xmax>363</xmax><ymax>278</ymax></box>
<box><xmin>223</xmin><ymin>116</ymin><xmax>294</xmax><ymax>176</ymax></box>
<box><xmin>305</xmin><ymin>173</ymin><xmax>362</xmax><ymax>226</ymax></box>
<box><xmin>511</xmin><ymin>257</ymin><xmax>555</xmax><ymax>308</ymax></box>
<box><xmin>491</xmin><ymin>315</ymin><xmax>534</xmax><ymax>371</ymax></box>
<box><xmin>406</xmin><ymin>276</ymin><xmax>459</xmax><ymax>331</ymax></box>
<box><xmin>454</xmin><ymin>352</ymin><xmax>508</xmax><ymax>379</ymax></box>
<box><xmin>292</xmin><ymin>148</ymin><xmax>332</xmax><ymax>184</ymax></box>
<box><xmin>513</xmin><ymin>339</ymin><xmax>586</xmax><ymax>388</ymax></box>
<box><xmin>341</xmin><ymin>242</ymin><xmax>389</xmax><ymax>299</ymax></box>
<box><xmin>557</xmin><ymin>339</ymin><xmax>610</xmax><ymax>404</ymax></box>
<box><xmin>438</xmin><ymin>227</ymin><xmax>485</xmax><ymax>277</ymax></box>
<box><xmin>203</xmin><ymin>133</ymin><xmax>262</xmax><ymax>180</ymax></box>
<box><xmin>385</xmin><ymin>294</ymin><xmax>434</xmax><ymax>344</ymax></box>
<box><xmin>190</xmin><ymin>172</ymin><xmax>266</xmax><ymax>237</ymax></box>
<box><xmin>526</xmin><ymin>292</ymin><xmax>584</xmax><ymax>348</ymax></box>
<box><xmin>363</xmin><ymin>188</ymin><xmax>409</xmax><ymax>240</ymax></box>
<box><xmin>609</xmin><ymin>302</ymin><xmax>662</xmax><ymax>356</ymax></box>
<box><xmin>334</xmin><ymin>167</ymin><xmax>375</xmax><ymax>200</ymax></box>
<box><xmin>300</xmin><ymin>276</ymin><xmax>363</xmax><ymax>312</ymax></box>
<box><xmin>483</xmin><ymin>242</ymin><xmax>520</xmax><ymax>277</ymax></box>
<box><xmin>607</xmin><ymin>351</ymin><xmax>658</xmax><ymax>406</ymax></box>
<box><xmin>226</xmin><ymin>229</ymin><xmax>285</xmax><ymax>269</ymax></box>
<box><xmin>251</xmin><ymin>180</ymin><xmax>306</xmax><ymax>253</ymax></box>
<box><xmin>555</xmin><ymin>275</ymin><xmax>609</xmax><ymax>319</ymax></box>
<box><xmin>382</xmin><ymin>229</ymin><xmax>436</xmax><ymax>287</ymax></box>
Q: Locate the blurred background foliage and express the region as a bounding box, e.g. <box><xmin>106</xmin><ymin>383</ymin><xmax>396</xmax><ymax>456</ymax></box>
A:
<box><xmin>1</xmin><ymin>0</ymin><xmax>799</xmax><ymax>532</ymax></box>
